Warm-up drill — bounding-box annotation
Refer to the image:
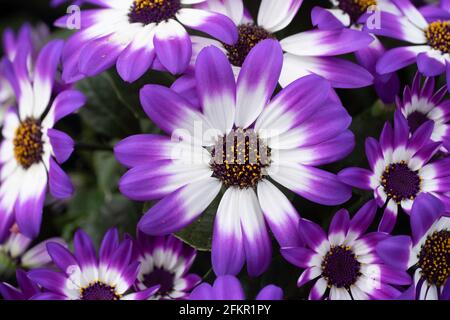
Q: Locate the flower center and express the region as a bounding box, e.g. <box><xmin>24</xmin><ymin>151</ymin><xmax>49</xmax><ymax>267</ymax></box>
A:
<box><xmin>143</xmin><ymin>267</ymin><xmax>175</xmax><ymax>296</ymax></box>
<box><xmin>407</xmin><ymin>111</ymin><xmax>429</xmax><ymax>134</ymax></box>
<box><xmin>128</xmin><ymin>0</ymin><xmax>181</xmax><ymax>25</ymax></box>
<box><xmin>336</xmin><ymin>0</ymin><xmax>377</xmax><ymax>24</ymax></box>
<box><xmin>322</xmin><ymin>245</ymin><xmax>361</xmax><ymax>288</ymax></box>
<box><xmin>222</xmin><ymin>24</ymin><xmax>275</xmax><ymax>67</ymax></box>
<box><xmin>210</xmin><ymin>128</ymin><xmax>271</xmax><ymax>189</ymax></box>
<box><xmin>418</xmin><ymin>230</ymin><xmax>450</xmax><ymax>286</ymax></box>
<box><xmin>13</xmin><ymin>118</ymin><xmax>44</xmax><ymax>169</ymax></box>
<box><xmin>381</xmin><ymin>161</ymin><xmax>421</xmax><ymax>203</ymax></box>
<box><xmin>80</xmin><ymin>282</ymin><xmax>121</xmax><ymax>300</ymax></box>
<box><xmin>425</xmin><ymin>20</ymin><xmax>450</xmax><ymax>54</ymax></box>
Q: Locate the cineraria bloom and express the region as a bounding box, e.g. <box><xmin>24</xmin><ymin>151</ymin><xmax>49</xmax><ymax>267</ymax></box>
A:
<box><xmin>0</xmin><ymin>39</ymin><xmax>86</xmax><ymax>242</ymax></box>
<box><xmin>0</xmin><ymin>23</ymin><xmax>50</xmax><ymax>123</ymax></box>
<box><xmin>172</xmin><ymin>0</ymin><xmax>374</xmax><ymax>94</ymax></box>
<box><xmin>397</xmin><ymin>72</ymin><xmax>450</xmax><ymax>151</ymax></box>
<box><xmin>28</xmin><ymin>228</ymin><xmax>159</xmax><ymax>300</ymax></box>
<box><xmin>55</xmin><ymin>0</ymin><xmax>238</xmax><ymax>83</ymax></box>
<box><xmin>312</xmin><ymin>0</ymin><xmax>399</xmax><ymax>29</ymax></box>
<box><xmin>364</xmin><ymin>0</ymin><xmax>450</xmax><ymax>92</ymax></box>
<box><xmin>377</xmin><ymin>193</ymin><xmax>450</xmax><ymax>300</ymax></box>
<box><xmin>338</xmin><ymin>110</ymin><xmax>450</xmax><ymax>233</ymax></box>
<box><xmin>281</xmin><ymin>201</ymin><xmax>411</xmax><ymax>300</ymax></box>
<box><xmin>0</xmin><ymin>228</ymin><xmax>66</xmax><ymax>270</ymax></box>
<box><xmin>115</xmin><ymin>40</ymin><xmax>354</xmax><ymax>277</ymax></box>
<box><xmin>0</xmin><ymin>269</ymin><xmax>41</xmax><ymax>300</ymax></box>
<box><xmin>133</xmin><ymin>233</ymin><xmax>201</xmax><ymax>299</ymax></box>
<box><xmin>188</xmin><ymin>275</ymin><xmax>283</xmax><ymax>300</ymax></box>
<box><xmin>310</xmin><ymin>3</ymin><xmax>400</xmax><ymax>103</ymax></box>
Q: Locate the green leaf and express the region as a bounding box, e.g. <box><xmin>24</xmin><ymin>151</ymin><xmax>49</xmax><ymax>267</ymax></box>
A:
<box><xmin>76</xmin><ymin>72</ymin><xmax>141</xmax><ymax>138</ymax></box>
<box><xmin>93</xmin><ymin>151</ymin><xmax>123</xmax><ymax>195</ymax></box>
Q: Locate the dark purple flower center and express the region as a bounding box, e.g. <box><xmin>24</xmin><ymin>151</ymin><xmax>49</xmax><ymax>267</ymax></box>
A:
<box><xmin>210</xmin><ymin>128</ymin><xmax>271</xmax><ymax>189</ymax></box>
<box><xmin>407</xmin><ymin>111</ymin><xmax>429</xmax><ymax>134</ymax></box>
<box><xmin>222</xmin><ymin>24</ymin><xmax>275</xmax><ymax>67</ymax></box>
<box><xmin>425</xmin><ymin>21</ymin><xmax>450</xmax><ymax>54</ymax></box>
<box><xmin>80</xmin><ymin>282</ymin><xmax>121</xmax><ymax>300</ymax></box>
<box><xmin>322</xmin><ymin>245</ymin><xmax>361</xmax><ymax>288</ymax></box>
<box><xmin>381</xmin><ymin>161</ymin><xmax>421</xmax><ymax>203</ymax></box>
<box><xmin>418</xmin><ymin>230</ymin><xmax>450</xmax><ymax>286</ymax></box>
<box><xmin>128</xmin><ymin>0</ymin><xmax>181</xmax><ymax>25</ymax></box>
<box><xmin>336</xmin><ymin>0</ymin><xmax>377</xmax><ymax>24</ymax></box>
<box><xmin>13</xmin><ymin>118</ymin><xmax>44</xmax><ymax>169</ymax></box>
<box><xmin>143</xmin><ymin>267</ymin><xmax>175</xmax><ymax>296</ymax></box>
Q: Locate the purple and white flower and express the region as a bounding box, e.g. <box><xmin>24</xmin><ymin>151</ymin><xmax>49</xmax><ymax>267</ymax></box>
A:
<box><xmin>188</xmin><ymin>275</ymin><xmax>283</xmax><ymax>300</ymax></box>
<box><xmin>115</xmin><ymin>40</ymin><xmax>354</xmax><ymax>277</ymax></box>
<box><xmin>364</xmin><ymin>0</ymin><xmax>450</xmax><ymax>92</ymax></box>
<box><xmin>172</xmin><ymin>0</ymin><xmax>374</xmax><ymax>95</ymax></box>
<box><xmin>55</xmin><ymin>0</ymin><xmax>238</xmax><ymax>83</ymax></box>
<box><xmin>339</xmin><ymin>110</ymin><xmax>450</xmax><ymax>233</ymax></box>
<box><xmin>397</xmin><ymin>72</ymin><xmax>450</xmax><ymax>151</ymax></box>
<box><xmin>27</xmin><ymin>228</ymin><xmax>159</xmax><ymax>300</ymax></box>
<box><xmin>377</xmin><ymin>193</ymin><xmax>450</xmax><ymax>300</ymax></box>
<box><xmin>310</xmin><ymin>1</ymin><xmax>401</xmax><ymax>103</ymax></box>
<box><xmin>281</xmin><ymin>201</ymin><xmax>411</xmax><ymax>300</ymax></box>
<box><xmin>0</xmin><ymin>39</ymin><xmax>86</xmax><ymax>241</ymax></box>
<box><xmin>0</xmin><ymin>228</ymin><xmax>66</xmax><ymax>270</ymax></box>
<box><xmin>0</xmin><ymin>269</ymin><xmax>41</xmax><ymax>300</ymax></box>
<box><xmin>133</xmin><ymin>233</ymin><xmax>201</xmax><ymax>299</ymax></box>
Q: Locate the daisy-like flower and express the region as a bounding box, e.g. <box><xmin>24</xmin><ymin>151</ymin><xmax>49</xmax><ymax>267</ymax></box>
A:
<box><xmin>281</xmin><ymin>200</ymin><xmax>411</xmax><ymax>300</ymax></box>
<box><xmin>172</xmin><ymin>0</ymin><xmax>374</xmax><ymax>94</ymax></box>
<box><xmin>310</xmin><ymin>2</ymin><xmax>400</xmax><ymax>103</ymax></box>
<box><xmin>0</xmin><ymin>269</ymin><xmax>41</xmax><ymax>300</ymax></box>
<box><xmin>397</xmin><ymin>72</ymin><xmax>450</xmax><ymax>151</ymax></box>
<box><xmin>55</xmin><ymin>0</ymin><xmax>238</xmax><ymax>83</ymax></box>
<box><xmin>312</xmin><ymin>0</ymin><xmax>399</xmax><ymax>29</ymax></box>
<box><xmin>0</xmin><ymin>39</ymin><xmax>86</xmax><ymax>242</ymax></box>
<box><xmin>115</xmin><ymin>40</ymin><xmax>354</xmax><ymax>277</ymax></box>
<box><xmin>377</xmin><ymin>193</ymin><xmax>450</xmax><ymax>300</ymax></box>
<box><xmin>188</xmin><ymin>275</ymin><xmax>283</xmax><ymax>300</ymax></box>
<box><xmin>133</xmin><ymin>233</ymin><xmax>201</xmax><ymax>299</ymax></box>
<box><xmin>27</xmin><ymin>228</ymin><xmax>159</xmax><ymax>300</ymax></box>
<box><xmin>0</xmin><ymin>227</ymin><xmax>66</xmax><ymax>271</ymax></box>
<box><xmin>364</xmin><ymin>0</ymin><xmax>450</xmax><ymax>92</ymax></box>
<box><xmin>339</xmin><ymin>110</ymin><xmax>450</xmax><ymax>233</ymax></box>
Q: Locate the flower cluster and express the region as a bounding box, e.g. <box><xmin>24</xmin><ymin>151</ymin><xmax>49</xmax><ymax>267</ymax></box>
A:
<box><xmin>0</xmin><ymin>0</ymin><xmax>449</xmax><ymax>301</ymax></box>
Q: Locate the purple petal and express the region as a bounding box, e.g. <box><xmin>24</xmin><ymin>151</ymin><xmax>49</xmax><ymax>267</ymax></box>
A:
<box><xmin>410</xmin><ymin>193</ymin><xmax>444</xmax><ymax>244</ymax></box>
<box><xmin>298</xmin><ymin>218</ymin><xmax>327</xmax><ymax>252</ymax></box>
<box><xmin>212</xmin><ymin>188</ymin><xmax>245</xmax><ymax>276</ymax></box>
<box><xmin>417</xmin><ymin>51</ymin><xmax>446</xmax><ymax>77</ymax></box>
<box><xmin>376</xmin><ymin>235</ymin><xmax>412</xmax><ymax>270</ymax></box>
<box><xmin>271</xmin><ymin>163</ymin><xmax>352</xmax><ymax>205</ymax></box>
<box><xmin>195</xmin><ymin>45</ymin><xmax>236</xmax><ymax>133</ymax></box>
<box><xmin>235</xmin><ymin>39</ymin><xmax>282</xmax><ymax>128</ymax></box>
<box><xmin>15</xmin><ymin>164</ymin><xmax>48</xmax><ymax>239</ymax></box>
<box><xmin>32</xmin><ymin>40</ymin><xmax>64</xmax><ymax>118</ymax></box>
<box><xmin>153</xmin><ymin>19</ymin><xmax>191</xmax><ymax>75</ymax></box>
<box><xmin>256</xmin><ymin>285</ymin><xmax>283</xmax><ymax>300</ymax></box>
<box><xmin>47</xmin><ymin>128</ymin><xmax>74</xmax><ymax>164</ymax></box>
<box><xmin>281</xmin><ymin>28</ymin><xmax>374</xmax><ymax>56</ymax></box>
<box><xmin>257</xmin><ymin>180</ymin><xmax>302</xmax><ymax>247</ymax></box>
<box><xmin>138</xmin><ymin>178</ymin><xmax>221</xmax><ymax>235</ymax></box>
<box><xmin>176</xmin><ymin>8</ymin><xmax>238</xmax><ymax>45</ymax></box>
<box><xmin>49</xmin><ymin>157</ymin><xmax>74</xmax><ymax>200</ymax></box>
<box><xmin>280</xmin><ymin>246</ymin><xmax>317</xmax><ymax>268</ymax></box>
<box><xmin>378</xmin><ymin>200</ymin><xmax>398</xmax><ymax>233</ymax></box>
<box><xmin>376</xmin><ymin>46</ymin><xmax>428</xmax><ymax>75</ymax></box>
<box><xmin>47</xmin><ymin>242</ymin><xmax>79</xmax><ymax>274</ymax></box>
<box><xmin>116</xmin><ymin>25</ymin><xmax>156</xmax><ymax>82</ymax></box>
